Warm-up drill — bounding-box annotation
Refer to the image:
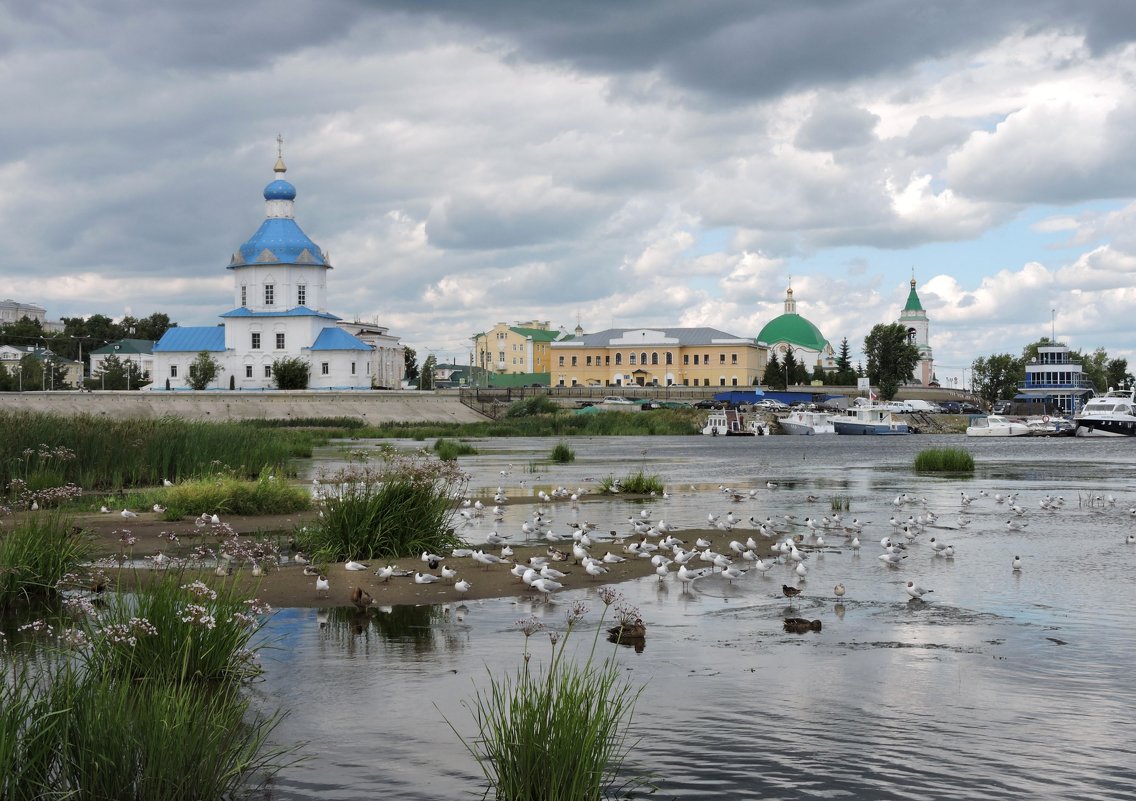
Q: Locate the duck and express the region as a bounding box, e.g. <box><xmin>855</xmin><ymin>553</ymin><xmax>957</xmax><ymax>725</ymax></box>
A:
<box><xmin>607</xmin><ymin>618</ymin><xmax>647</xmax><ymax>644</ymax></box>
<box><xmin>783</xmin><ymin>617</ymin><xmax>823</xmax><ymax>633</ymax></box>
<box><xmin>350</xmin><ymin>586</ymin><xmax>374</xmax><ymax>610</ymax></box>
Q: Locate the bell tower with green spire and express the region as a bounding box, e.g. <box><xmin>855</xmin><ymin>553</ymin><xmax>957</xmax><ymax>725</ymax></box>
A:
<box><xmin>898</xmin><ymin>271</ymin><xmax>934</xmax><ymax>385</ymax></box>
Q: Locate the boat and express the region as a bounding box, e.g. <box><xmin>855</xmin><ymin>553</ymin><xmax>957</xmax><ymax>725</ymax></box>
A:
<box><xmin>965</xmin><ymin>415</ymin><xmax>1030</xmax><ymax>437</ymax></box>
<box><xmin>832</xmin><ymin>404</ymin><xmax>909</xmax><ymax>435</ymax></box>
<box><xmin>702</xmin><ymin>409</ymin><xmax>768</xmax><ymax>436</ymax></box>
<box><xmin>779</xmin><ymin>408</ymin><xmax>835</xmax><ymax>435</ymax></box>
<box><xmin>1074</xmin><ymin>388</ymin><xmax>1136</xmax><ymax>437</ymax></box>
<box><xmin>1025</xmin><ymin>416</ymin><xmax>1076</xmax><ymax>437</ymax></box>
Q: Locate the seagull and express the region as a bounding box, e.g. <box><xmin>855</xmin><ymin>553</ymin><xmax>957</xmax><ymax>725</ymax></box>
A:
<box><xmin>315</xmin><ymin>575</ymin><xmax>330</xmax><ymax>598</ymax></box>
<box><xmin>721</xmin><ymin>565</ymin><xmax>748</xmax><ymax>583</ymax></box>
<box><xmin>677</xmin><ymin>564</ymin><xmax>711</xmax><ymax>587</ymax></box>
<box><xmin>585</xmin><ymin>561</ymin><xmax>609</xmax><ymax>579</ymax></box>
<box><xmin>834</xmin><ymin>583</ymin><xmax>846</xmax><ymax>601</ymax></box>
<box><xmin>441</xmin><ymin>565</ymin><xmax>458</xmax><ymax>581</ymax></box>
<box><xmin>1012</xmin><ymin>555</ymin><xmax>1022</xmax><ymax>572</ymax></box>
<box><xmin>414</xmin><ymin>572</ymin><xmax>442</xmax><ymax>584</ymax></box>
<box><xmin>375</xmin><ymin>565</ymin><xmax>395</xmax><ymax>582</ymax></box>
<box><xmin>152</xmin><ymin>504</ymin><xmax>166</xmax><ymax>514</ymax></box>
<box><xmin>905</xmin><ymin>581</ymin><xmax>933</xmax><ymax>601</ymax></box>
<box><xmin>210</xmin><ymin>513</ymin><xmax>221</xmax><ymax>525</ymax></box>
<box><xmin>99</xmin><ymin>505</ymin><xmax>110</xmax><ymax>513</ymax></box>
<box><xmin>530</xmin><ymin>577</ymin><xmax>562</xmax><ymax>597</ymax></box>
<box><xmin>455</xmin><ymin>578</ymin><xmax>471</xmax><ymax>595</ymax></box>
<box><xmin>121</xmin><ymin>509</ymin><xmax>137</xmax><ymax>519</ymax></box>
<box><xmin>345</xmin><ymin>560</ymin><xmax>370</xmax><ymax>571</ymax></box>
<box><xmin>163</xmin><ymin>479</ymin><xmax>174</xmax><ymax>487</ymax></box>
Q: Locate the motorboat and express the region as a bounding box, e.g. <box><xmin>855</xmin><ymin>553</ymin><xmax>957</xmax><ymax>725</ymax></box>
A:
<box><xmin>965</xmin><ymin>415</ymin><xmax>1030</xmax><ymax>437</ymax></box>
<box><xmin>779</xmin><ymin>408</ymin><xmax>835</xmax><ymax>435</ymax></box>
<box><xmin>702</xmin><ymin>409</ymin><xmax>768</xmax><ymax>436</ymax></box>
<box><xmin>1024</xmin><ymin>416</ymin><xmax>1075</xmax><ymax>436</ymax></box>
<box><xmin>832</xmin><ymin>404</ymin><xmax>909</xmax><ymax>435</ymax></box>
<box><xmin>1075</xmin><ymin>388</ymin><xmax>1136</xmax><ymax>437</ymax></box>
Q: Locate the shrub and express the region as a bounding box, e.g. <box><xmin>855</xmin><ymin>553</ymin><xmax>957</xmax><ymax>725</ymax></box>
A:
<box><xmin>271</xmin><ymin>356</ymin><xmax>311</xmax><ymax>390</ymax></box>
<box><xmin>158</xmin><ymin>468</ymin><xmax>311</xmax><ymax>518</ymax></box>
<box><xmin>914</xmin><ymin>447</ymin><xmax>975</xmax><ymax>473</ymax></box>
<box><xmin>504</xmin><ymin>395</ymin><xmax>560</xmax><ymax>417</ymax></box>
<box><xmin>597</xmin><ymin>470</ymin><xmax>664</xmax><ymax>495</ymax></box>
<box><xmin>0</xmin><ymin>513</ymin><xmax>91</xmax><ymax>610</ymax></box>
<box><xmin>433</xmin><ymin>437</ymin><xmax>479</xmax><ymax>461</ymax></box>
<box><xmin>300</xmin><ymin>455</ymin><xmax>468</xmax><ymax>561</ymax></box>
<box><xmin>550</xmin><ymin>442</ymin><xmax>575</xmax><ymax>463</ymax></box>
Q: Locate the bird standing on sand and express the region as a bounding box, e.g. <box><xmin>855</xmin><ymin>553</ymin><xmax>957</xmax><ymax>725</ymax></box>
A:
<box><xmin>315</xmin><ymin>575</ymin><xmax>330</xmax><ymax>598</ymax></box>
<box><xmin>121</xmin><ymin>509</ymin><xmax>137</xmax><ymax>519</ymax></box>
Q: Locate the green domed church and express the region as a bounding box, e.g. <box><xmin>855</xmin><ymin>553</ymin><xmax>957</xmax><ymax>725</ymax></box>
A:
<box><xmin>756</xmin><ymin>285</ymin><xmax>835</xmax><ymax>370</ymax></box>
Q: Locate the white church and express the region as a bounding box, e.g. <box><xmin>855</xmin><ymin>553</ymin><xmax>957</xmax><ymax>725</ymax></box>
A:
<box><xmin>151</xmin><ymin>152</ymin><xmax>403</xmax><ymax>390</ymax></box>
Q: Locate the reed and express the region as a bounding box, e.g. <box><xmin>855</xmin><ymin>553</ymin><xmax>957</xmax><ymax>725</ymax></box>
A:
<box><xmin>0</xmin><ymin>513</ymin><xmax>91</xmax><ymax>610</ymax></box>
<box><xmin>433</xmin><ymin>437</ymin><xmax>479</xmax><ymax>461</ymax></box>
<box><xmin>0</xmin><ymin>412</ymin><xmax>316</xmax><ymax>490</ymax></box>
<box><xmin>157</xmin><ymin>468</ymin><xmax>311</xmax><ymax>518</ymax></box>
<box><xmin>829</xmin><ymin>495</ymin><xmax>851</xmax><ymax>511</ymax></box>
<box><xmin>300</xmin><ymin>455</ymin><xmax>468</xmax><ymax>561</ymax></box>
<box><xmin>550</xmin><ymin>442</ymin><xmax>576</xmax><ymax>463</ymax></box>
<box><xmin>598</xmin><ymin>471</ymin><xmax>664</xmax><ymax>495</ymax></box>
<box><xmin>914</xmin><ymin>447</ymin><xmax>975</xmax><ymax>473</ymax></box>
<box><xmin>454</xmin><ymin>598</ymin><xmax>648</xmax><ymax>801</ymax></box>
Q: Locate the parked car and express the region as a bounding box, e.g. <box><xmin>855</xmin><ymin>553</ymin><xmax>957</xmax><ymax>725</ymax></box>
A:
<box><xmin>959</xmin><ymin>402</ymin><xmax>984</xmax><ymax>415</ymax></box>
<box><xmin>693</xmin><ymin>399</ymin><xmax>722</xmax><ymax>410</ymax></box>
<box><xmin>905</xmin><ymin>399</ymin><xmax>941</xmax><ymax>413</ymax></box>
<box><xmin>992</xmin><ymin>399</ymin><xmax>1013</xmax><ymax>414</ymax></box>
<box><xmin>886</xmin><ymin>400</ymin><xmax>914</xmax><ymax>413</ymax></box>
<box><xmin>939</xmin><ymin>401</ymin><xmax>962</xmax><ymax>414</ymax></box>
<box><xmin>756</xmin><ymin>399</ymin><xmax>790</xmax><ymax>410</ymax></box>
<box><xmin>601</xmin><ymin>396</ymin><xmax>635</xmax><ymax>405</ymax></box>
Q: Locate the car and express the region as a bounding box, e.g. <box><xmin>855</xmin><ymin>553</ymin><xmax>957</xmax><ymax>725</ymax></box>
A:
<box><xmin>601</xmin><ymin>396</ymin><xmax>635</xmax><ymax>405</ymax></box>
<box><xmin>959</xmin><ymin>402</ymin><xmax>984</xmax><ymax>415</ymax></box>
<box><xmin>939</xmin><ymin>401</ymin><xmax>962</xmax><ymax>414</ymax></box>
<box><xmin>992</xmin><ymin>399</ymin><xmax>1014</xmax><ymax>414</ymax></box>
<box><xmin>756</xmin><ymin>399</ymin><xmax>789</xmax><ymax>410</ymax></box>
<box><xmin>693</xmin><ymin>399</ymin><xmax>722</xmax><ymax>410</ymax></box>
<box><xmin>886</xmin><ymin>400</ymin><xmax>914</xmax><ymax>413</ymax></box>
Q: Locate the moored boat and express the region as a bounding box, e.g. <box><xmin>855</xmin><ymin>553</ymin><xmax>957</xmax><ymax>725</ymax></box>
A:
<box><xmin>779</xmin><ymin>409</ymin><xmax>835</xmax><ymax>435</ymax></box>
<box><xmin>965</xmin><ymin>415</ymin><xmax>1030</xmax><ymax>437</ymax></box>
<box><xmin>702</xmin><ymin>409</ymin><xmax>768</xmax><ymax>436</ymax></box>
<box><xmin>833</xmin><ymin>404</ymin><xmax>909</xmax><ymax>435</ymax></box>
<box><xmin>1075</xmin><ymin>388</ymin><xmax>1136</xmax><ymax>437</ymax></box>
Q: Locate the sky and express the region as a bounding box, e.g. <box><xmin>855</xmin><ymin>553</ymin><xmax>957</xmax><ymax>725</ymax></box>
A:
<box><xmin>3</xmin><ymin>1</ymin><xmax>1136</xmax><ymax>386</ymax></box>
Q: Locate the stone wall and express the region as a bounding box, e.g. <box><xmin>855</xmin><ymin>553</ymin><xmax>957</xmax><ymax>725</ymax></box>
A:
<box><xmin>0</xmin><ymin>390</ymin><xmax>486</xmax><ymax>423</ymax></box>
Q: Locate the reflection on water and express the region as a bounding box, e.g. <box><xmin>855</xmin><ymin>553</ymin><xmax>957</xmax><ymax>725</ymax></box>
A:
<box><xmin>217</xmin><ymin>437</ymin><xmax>1136</xmax><ymax>798</ymax></box>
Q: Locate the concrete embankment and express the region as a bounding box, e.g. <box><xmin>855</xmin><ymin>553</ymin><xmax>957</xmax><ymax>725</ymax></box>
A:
<box><xmin>0</xmin><ymin>390</ymin><xmax>487</xmax><ymax>423</ymax></box>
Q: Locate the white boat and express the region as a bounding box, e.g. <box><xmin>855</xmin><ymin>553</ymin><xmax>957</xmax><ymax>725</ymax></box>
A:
<box><xmin>1024</xmin><ymin>416</ymin><xmax>1075</xmax><ymax>436</ymax></box>
<box><xmin>779</xmin><ymin>409</ymin><xmax>835</xmax><ymax>435</ymax></box>
<box><xmin>702</xmin><ymin>409</ymin><xmax>768</xmax><ymax>436</ymax></box>
<box><xmin>832</xmin><ymin>404</ymin><xmax>909</xmax><ymax>435</ymax></box>
<box><xmin>965</xmin><ymin>415</ymin><xmax>1030</xmax><ymax>437</ymax></box>
<box><xmin>1074</xmin><ymin>388</ymin><xmax>1136</xmax><ymax>437</ymax></box>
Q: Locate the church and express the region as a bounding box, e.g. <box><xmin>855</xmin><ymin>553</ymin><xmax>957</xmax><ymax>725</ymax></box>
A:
<box><xmin>152</xmin><ymin>151</ymin><xmax>402</xmax><ymax>390</ymax></box>
<box><xmin>756</xmin><ymin>284</ymin><xmax>836</xmax><ymax>371</ymax></box>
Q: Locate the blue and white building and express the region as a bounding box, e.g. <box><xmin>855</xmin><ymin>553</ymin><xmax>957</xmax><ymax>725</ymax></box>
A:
<box><xmin>152</xmin><ymin>155</ymin><xmax>401</xmax><ymax>389</ymax></box>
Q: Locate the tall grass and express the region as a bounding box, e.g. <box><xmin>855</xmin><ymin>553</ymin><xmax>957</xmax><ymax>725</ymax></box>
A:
<box><xmin>156</xmin><ymin>468</ymin><xmax>311</xmax><ymax>518</ymax></box>
<box><xmin>550</xmin><ymin>442</ymin><xmax>576</xmax><ymax>463</ymax></box>
<box><xmin>597</xmin><ymin>471</ymin><xmax>665</xmax><ymax>495</ymax></box>
<box><xmin>433</xmin><ymin>437</ymin><xmax>479</xmax><ymax>461</ymax></box>
<box><xmin>455</xmin><ymin>596</ymin><xmax>648</xmax><ymax>801</ymax></box>
<box><xmin>0</xmin><ymin>513</ymin><xmax>91</xmax><ymax>610</ymax></box>
<box><xmin>325</xmin><ymin>408</ymin><xmax>703</xmax><ymax>439</ymax></box>
<box><xmin>300</xmin><ymin>455</ymin><xmax>468</xmax><ymax>561</ymax></box>
<box><xmin>0</xmin><ymin>411</ymin><xmax>317</xmax><ymax>490</ymax></box>
<box><xmin>914</xmin><ymin>447</ymin><xmax>975</xmax><ymax>473</ymax></box>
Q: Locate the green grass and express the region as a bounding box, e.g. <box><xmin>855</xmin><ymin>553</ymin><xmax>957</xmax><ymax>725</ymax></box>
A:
<box><xmin>454</xmin><ymin>601</ymin><xmax>648</xmax><ymax>801</ymax></box>
<box><xmin>597</xmin><ymin>470</ymin><xmax>665</xmax><ymax>495</ymax></box>
<box><xmin>0</xmin><ymin>512</ymin><xmax>91</xmax><ymax>610</ymax></box>
<box><xmin>550</xmin><ymin>442</ymin><xmax>576</xmax><ymax>463</ymax></box>
<box><xmin>153</xmin><ymin>469</ymin><xmax>311</xmax><ymax>518</ymax></box>
<box><xmin>0</xmin><ymin>412</ymin><xmax>318</xmax><ymax>490</ymax></box>
<box><xmin>299</xmin><ymin>455</ymin><xmax>468</xmax><ymax>561</ymax></box>
<box><xmin>830</xmin><ymin>495</ymin><xmax>851</xmax><ymax>511</ymax></box>
<box><xmin>504</xmin><ymin>395</ymin><xmax>561</xmax><ymax>417</ymax></box>
<box><xmin>242</xmin><ymin>416</ymin><xmax>368</xmax><ymax>429</ymax></box>
<box><xmin>433</xmin><ymin>437</ymin><xmax>479</xmax><ymax>461</ymax></box>
<box><xmin>914</xmin><ymin>447</ymin><xmax>975</xmax><ymax>473</ymax></box>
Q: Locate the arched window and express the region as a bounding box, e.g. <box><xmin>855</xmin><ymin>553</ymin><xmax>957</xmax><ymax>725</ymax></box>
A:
<box><xmin>665</xmin><ymin>352</ymin><xmax>673</xmax><ymax>365</ymax></box>
<box><xmin>641</xmin><ymin>352</ymin><xmax>647</xmax><ymax>365</ymax></box>
<box><xmin>651</xmin><ymin>352</ymin><xmax>659</xmax><ymax>365</ymax></box>
<box><xmin>629</xmin><ymin>353</ymin><xmax>637</xmax><ymax>365</ymax></box>
<box><xmin>615</xmin><ymin>353</ymin><xmax>622</xmax><ymax>365</ymax></box>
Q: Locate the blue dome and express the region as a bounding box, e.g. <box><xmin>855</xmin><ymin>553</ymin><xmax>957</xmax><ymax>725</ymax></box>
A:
<box><xmin>263</xmin><ymin>179</ymin><xmax>296</xmax><ymax>201</ymax></box>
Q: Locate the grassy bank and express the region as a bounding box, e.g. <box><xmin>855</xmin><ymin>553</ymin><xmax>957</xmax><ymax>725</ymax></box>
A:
<box><xmin>345</xmin><ymin>408</ymin><xmax>705</xmax><ymax>440</ymax></box>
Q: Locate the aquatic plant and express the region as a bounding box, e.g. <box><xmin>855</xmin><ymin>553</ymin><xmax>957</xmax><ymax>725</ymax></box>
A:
<box><xmin>0</xmin><ymin>513</ymin><xmax>91</xmax><ymax>610</ymax></box>
<box><xmin>829</xmin><ymin>495</ymin><xmax>851</xmax><ymax>512</ymax></box>
<box><xmin>597</xmin><ymin>470</ymin><xmax>665</xmax><ymax>495</ymax></box>
<box><xmin>454</xmin><ymin>594</ymin><xmax>649</xmax><ymax>801</ymax></box>
<box><xmin>913</xmin><ymin>447</ymin><xmax>975</xmax><ymax>473</ymax></box>
<box><xmin>433</xmin><ymin>437</ymin><xmax>479</xmax><ymax>461</ymax></box>
<box><xmin>300</xmin><ymin>454</ymin><xmax>468</xmax><ymax>561</ymax></box>
<box><xmin>154</xmin><ymin>467</ymin><xmax>311</xmax><ymax>518</ymax></box>
<box><xmin>550</xmin><ymin>441</ymin><xmax>576</xmax><ymax>463</ymax></box>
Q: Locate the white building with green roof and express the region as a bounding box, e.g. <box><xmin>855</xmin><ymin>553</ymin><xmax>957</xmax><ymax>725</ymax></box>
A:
<box><xmin>756</xmin><ymin>285</ymin><xmax>836</xmax><ymax>370</ymax></box>
<box><xmin>898</xmin><ymin>276</ymin><xmax>934</xmax><ymax>385</ymax></box>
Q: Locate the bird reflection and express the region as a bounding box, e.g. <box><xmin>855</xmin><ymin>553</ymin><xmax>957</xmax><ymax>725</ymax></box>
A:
<box><xmin>834</xmin><ymin>603</ymin><xmax>846</xmax><ymax>620</ymax></box>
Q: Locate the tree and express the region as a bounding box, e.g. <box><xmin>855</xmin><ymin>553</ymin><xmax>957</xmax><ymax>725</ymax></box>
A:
<box><xmin>782</xmin><ymin>347</ymin><xmax>798</xmax><ymax>389</ymax></box>
<box><xmin>419</xmin><ymin>354</ymin><xmax>437</xmax><ymax>390</ymax></box>
<box><xmin>272</xmin><ymin>356</ymin><xmax>311</xmax><ymax>390</ymax></box>
<box><xmin>1106</xmin><ymin>357</ymin><xmax>1132</xmax><ymax>390</ymax></box>
<box><xmin>811</xmin><ymin>364</ymin><xmax>826</xmax><ymax>384</ymax></box>
<box><xmin>88</xmin><ymin>354</ymin><xmax>145</xmax><ymax>390</ymax></box>
<box><xmin>832</xmin><ymin>337</ymin><xmax>857</xmax><ymax>385</ymax></box>
<box><xmin>970</xmin><ymin>354</ymin><xmax>1023</xmax><ymax>406</ymax></box>
<box><xmin>863</xmin><ymin>323</ymin><xmax>920</xmax><ymax>401</ymax></box>
<box><xmin>186</xmin><ymin>351</ymin><xmax>221</xmax><ymax>390</ymax></box>
<box><xmin>403</xmin><ymin>347</ymin><xmax>419</xmax><ymax>383</ymax></box>
<box><xmin>762</xmin><ymin>352</ymin><xmax>783</xmax><ymax>389</ymax></box>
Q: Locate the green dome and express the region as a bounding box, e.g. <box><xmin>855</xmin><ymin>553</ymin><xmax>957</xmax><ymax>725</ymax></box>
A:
<box><xmin>757</xmin><ymin>313</ymin><xmax>830</xmax><ymax>352</ymax></box>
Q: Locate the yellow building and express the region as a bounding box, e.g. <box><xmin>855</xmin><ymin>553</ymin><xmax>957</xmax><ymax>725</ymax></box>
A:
<box><xmin>549</xmin><ymin>327</ymin><xmax>767</xmax><ymax>387</ymax></box>
<box><xmin>471</xmin><ymin>320</ymin><xmax>563</xmax><ymax>375</ymax></box>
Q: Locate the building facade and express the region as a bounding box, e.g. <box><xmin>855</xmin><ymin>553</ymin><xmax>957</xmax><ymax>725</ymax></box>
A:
<box><xmin>549</xmin><ymin>327</ymin><xmax>767</xmax><ymax>387</ymax></box>
<box><xmin>897</xmin><ymin>277</ymin><xmax>934</xmax><ymax>386</ymax></box>
<box><xmin>152</xmin><ymin>155</ymin><xmax>401</xmax><ymax>390</ymax></box>
<box><xmin>756</xmin><ymin>285</ymin><xmax>836</xmax><ymax>371</ymax></box>
<box><xmin>90</xmin><ymin>339</ymin><xmax>155</xmax><ymax>380</ymax></box>
<box><xmin>472</xmin><ymin>321</ymin><xmax>562</xmax><ymax>375</ymax></box>
<box><xmin>1016</xmin><ymin>342</ymin><xmax>1095</xmax><ymax>414</ymax></box>
<box><xmin>0</xmin><ymin>299</ymin><xmax>64</xmax><ymax>332</ymax></box>
<box><xmin>0</xmin><ymin>345</ymin><xmax>82</xmax><ymax>387</ymax></box>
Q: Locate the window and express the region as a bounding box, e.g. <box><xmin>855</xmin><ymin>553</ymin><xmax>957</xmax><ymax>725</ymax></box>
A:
<box><xmin>498</xmin><ymin>351</ymin><xmax>505</xmax><ymax>362</ymax></box>
<box><xmin>704</xmin><ymin>354</ymin><xmax>710</xmax><ymax>365</ymax></box>
<box><xmin>666</xmin><ymin>352</ymin><xmax>673</xmax><ymax>365</ymax></box>
<box><xmin>629</xmin><ymin>353</ymin><xmax>637</xmax><ymax>365</ymax></box>
<box><xmin>559</xmin><ymin>356</ymin><xmax>565</xmax><ymax>366</ymax></box>
<box><xmin>350</xmin><ymin>362</ymin><xmax>356</xmax><ymax>375</ymax></box>
<box><xmin>719</xmin><ymin>378</ymin><xmax>726</xmax><ymax>386</ymax></box>
<box><xmin>703</xmin><ymin>379</ymin><xmax>710</xmax><ymax>386</ymax></box>
<box><xmin>251</xmin><ymin>333</ymin><xmax>261</xmax><ymax>350</ymax></box>
<box><xmin>170</xmin><ymin>365</ymin><xmax>178</xmax><ymax>378</ymax></box>
<box><xmin>586</xmin><ymin>356</ymin><xmax>592</xmax><ymax>366</ymax></box>
<box><xmin>605</xmin><ymin>355</ymin><xmax>610</xmax><ymax>366</ymax></box>
<box><xmin>720</xmin><ymin>354</ymin><xmax>726</xmax><ymax>364</ymax></box>
<box><xmin>683</xmin><ymin>354</ymin><xmax>689</xmax><ymax>365</ymax></box>
<box><xmin>240</xmin><ymin>285</ymin><xmax>247</xmax><ymax>306</ymax></box>
<box><xmin>651</xmin><ymin>352</ymin><xmax>659</xmax><ymax>365</ymax></box>
<box><xmin>571</xmin><ymin>356</ymin><xmax>577</xmax><ymax>367</ymax></box>
<box><xmin>693</xmin><ymin>355</ymin><xmax>699</xmax><ymax>365</ymax></box>
<box><xmin>615</xmin><ymin>353</ymin><xmax>622</xmax><ymax>365</ymax></box>
<box><xmin>276</xmin><ymin>333</ymin><xmax>285</xmax><ymax>350</ymax></box>
<box><xmin>731</xmin><ymin>377</ymin><xmax>738</xmax><ymax>386</ymax></box>
<box><xmin>321</xmin><ymin>362</ymin><xmax>329</xmax><ymax>375</ymax></box>
<box><xmin>264</xmin><ymin>284</ymin><xmax>274</xmax><ymax>306</ymax></box>
<box><xmin>297</xmin><ymin>284</ymin><xmax>307</xmax><ymax>306</ymax></box>
<box><xmin>731</xmin><ymin>353</ymin><xmax>738</xmax><ymax>364</ymax></box>
<box><xmin>641</xmin><ymin>352</ymin><xmax>647</xmax><ymax>365</ymax></box>
<box><xmin>265</xmin><ymin>365</ymin><xmax>272</xmax><ymax>378</ymax></box>
<box><xmin>245</xmin><ymin>365</ymin><xmax>253</xmax><ymax>378</ymax></box>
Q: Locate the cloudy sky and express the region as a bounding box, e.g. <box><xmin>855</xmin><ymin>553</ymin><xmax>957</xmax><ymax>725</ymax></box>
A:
<box><xmin>4</xmin><ymin>1</ymin><xmax>1136</xmax><ymax>384</ymax></box>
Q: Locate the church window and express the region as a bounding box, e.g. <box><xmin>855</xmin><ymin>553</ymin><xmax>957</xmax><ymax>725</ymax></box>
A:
<box><xmin>666</xmin><ymin>352</ymin><xmax>673</xmax><ymax>365</ymax></box>
<box><xmin>264</xmin><ymin>284</ymin><xmax>274</xmax><ymax>306</ymax></box>
<box><xmin>264</xmin><ymin>365</ymin><xmax>272</xmax><ymax>378</ymax></box>
<box><xmin>170</xmin><ymin>365</ymin><xmax>178</xmax><ymax>378</ymax></box>
<box><xmin>321</xmin><ymin>362</ymin><xmax>329</xmax><ymax>375</ymax></box>
<box><xmin>297</xmin><ymin>284</ymin><xmax>306</xmax><ymax>306</ymax></box>
<box><xmin>615</xmin><ymin>353</ymin><xmax>621</xmax><ymax>365</ymax></box>
<box><xmin>275</xmin><ymin>333</ymin><xmax>285</xmax><ymax>349</ymax></box>
<box><xmin>651</xmin><ymin>352</ymin><xmax>658</xmax><ymax>365</ymax></box>
<box><xmin>251</xmin><ymin>333</ymin><xmax>261</xmax><ymax>350</ymax></box>
<box><xmin>246</xmin><ymin>365</ymin><xmax>253</xmax><ymax>378</ymax></box>
<box><xmin>240</xmin><ymin>285</ymin><xmax>247</xmax><ymax>306</ymax></box>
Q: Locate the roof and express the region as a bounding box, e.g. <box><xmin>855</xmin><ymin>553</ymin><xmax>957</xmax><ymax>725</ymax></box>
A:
<box><xmin>91</xmin><ymin>338</ymin><xmax>154</xmax><ymax>355</ymax></box>
<box><xmin>903</xmin><ymin>280</ymin><xmax>924</xmax><ymax>312</ymax></box>
<box><xmin>552</xmin><ymin>327</ymin><xmax>751</xmax><ymax>347</ymax></box>
<box><xmin>153</xmin><ymin>327</ymin><xmax>225</xmax><ymax>353</ymax></box>
<box><xmin>510</xmin><ymin>326</ymin><xmax>561</xmax><ymax>342</ymax></box>
<box><xmin>756</xmin><ymin>314</ymin><xmax>830</xmax><ymax>352</ymax></box>
<box><xmin>229</xmin><ymin>218</ymin><xmax>329</xmax><ymax>268</ymax></box>
<box><xmin>220</xmin><ymin>306</ymin><xmax>340</xmax><ymax>320</ymax></box>
<box><xmin>308</xmin><ymin>327</ymin><xmax>373</xmax><ymax>352</ymax></box>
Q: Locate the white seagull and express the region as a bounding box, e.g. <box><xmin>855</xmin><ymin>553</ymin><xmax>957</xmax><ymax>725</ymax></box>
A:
<box><xmin>345</xmin><ymin>560</ymin><xmax>370</xmax><ymax>571</ymax></box>
<box><xmin>905</xmin><ymin>581</ymin><xmax>933</xmax><ymax>601</ymax></box>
